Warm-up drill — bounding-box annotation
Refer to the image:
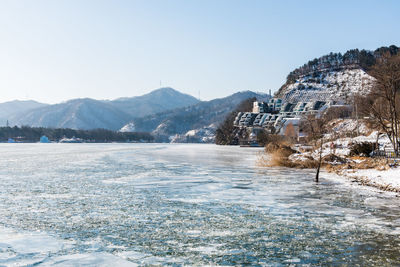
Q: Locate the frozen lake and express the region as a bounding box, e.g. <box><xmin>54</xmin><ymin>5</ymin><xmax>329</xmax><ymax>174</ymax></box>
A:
<box><xmin>0</xmin><ymin>143</ymin><xmax>399</xmax><ymax>265</ymax></box>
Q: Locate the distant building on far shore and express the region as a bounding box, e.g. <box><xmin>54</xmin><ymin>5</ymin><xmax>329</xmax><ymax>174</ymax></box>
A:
<box><xmin>40</xmin><ymin>135</ymin><xmax>50</xmax><ymax>143</ymax></box>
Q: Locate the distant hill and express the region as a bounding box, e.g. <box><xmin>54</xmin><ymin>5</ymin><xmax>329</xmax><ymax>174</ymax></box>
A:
<box><xmin>0</xmin><ymin>100</ymin><xmax>48</xmax><ymax>126</ymax></box>
<box><xmin>108</xmin><ymin>87</ymin><xmax>200</xmax><ymax>118</ymax></box>
<box><xmin>120</xmin><ymin>91</ymin><xmax>268</xmax><ymax>141</ymax></box>
<box><xmin>8</xmin><ymin>87</ymin><xmax>200</xmax><ymax>130</ymax></box>
<box><xmin>11</xmin><ymin>98</ymin><xmax>132</xmax><ymax>130</ymax></box>
<box><xmin>276</xmin><ymin>45</ymin><xmax>399</xmax><ymax>103</ymax></box>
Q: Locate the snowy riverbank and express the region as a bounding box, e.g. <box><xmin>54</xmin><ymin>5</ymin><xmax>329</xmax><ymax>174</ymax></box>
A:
<box><xmin>261</xmin><ymin>122</ymin><xmax>400</xmax><ymax>193</ymax></box>
<box><xmin>337</xmin><ymin>168</ymin><xmax>400</xmax><ymax>192</ymax></box>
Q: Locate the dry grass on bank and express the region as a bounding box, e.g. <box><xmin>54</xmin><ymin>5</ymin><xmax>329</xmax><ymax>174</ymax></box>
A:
<box><xmin>258</xmin><ymin>136</ymin><xmax>394</xmax><ymax>171</ymax></box>
<box><xmin>259</xmin><ymin>141</ymin><xmax>318</xmax><ymax>168</ymax></box>
<box><xmin>325</xmin><ymin>157</ymin><xmax>391</xmax><ymax>173</ymax></box>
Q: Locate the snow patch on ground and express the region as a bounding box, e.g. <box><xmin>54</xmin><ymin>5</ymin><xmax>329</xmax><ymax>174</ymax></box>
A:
<box><xmin>288</xmin><ymin>153</ymin><xmax>312</xmax><ymax>162</ymax></box>
<box><xmin>300</xmin><ymin>130</ymin><xmax>391</xmax><ymax>159</ymax></box>
<box><xmin>342</xmin><ymin>168</ymin><xmax>400</xmax><ymax>191</ymax></box>
<box><xmin>328</xmin><ymin>118</ymin><xmax>370</xmax><ymax>136</ymax></box>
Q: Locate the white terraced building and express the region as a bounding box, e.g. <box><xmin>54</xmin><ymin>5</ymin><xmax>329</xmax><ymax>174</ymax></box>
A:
<box><xmin>234</xmin><ymin>98</ymin><xmax>347</xmax><ymax>136</ymax></box>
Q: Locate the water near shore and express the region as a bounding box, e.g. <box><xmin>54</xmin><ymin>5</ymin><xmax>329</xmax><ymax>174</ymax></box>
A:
<box><xmin>0</xmin><ymin>143</ymin><xmax>399</xmax><ymax>265</ymax></box>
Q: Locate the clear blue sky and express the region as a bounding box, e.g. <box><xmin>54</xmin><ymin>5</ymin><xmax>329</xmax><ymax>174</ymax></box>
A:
<box><xmin>0</xmin><ymin>0</ymin><xmax>399</xmax><ymax>103</ymax></box>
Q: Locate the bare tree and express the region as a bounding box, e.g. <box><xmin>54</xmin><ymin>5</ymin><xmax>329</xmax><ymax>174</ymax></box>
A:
<box><xmin>299</xmin><ymin>114</ymin><xmax>327</xmax><ymax>182</ymax></box>
<box><xmin>299</xmin><ymin>114</ymin><xmax>327</xmax><ymax>142</ymax></box>
<box><xmin>359</xmin><ymin>54</ymin><xmax>400</xmax><ymax>153</ymax></box>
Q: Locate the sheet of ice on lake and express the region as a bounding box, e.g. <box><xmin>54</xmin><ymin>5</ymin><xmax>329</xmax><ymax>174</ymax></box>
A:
<box><xmin>0</xmin><ymin>143</ymin><xmax>399</xmax><ymax>265</ymax></box>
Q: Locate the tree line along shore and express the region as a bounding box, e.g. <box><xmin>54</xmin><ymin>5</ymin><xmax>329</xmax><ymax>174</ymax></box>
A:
<box><xmin>0</xmin><ymin>126</ymin><xmax>154</xmax><ymax>143</ymax></box>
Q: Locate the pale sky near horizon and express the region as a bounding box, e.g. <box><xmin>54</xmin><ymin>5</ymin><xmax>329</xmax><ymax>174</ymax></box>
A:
<box><xmin>0</xmin><ymin>0</ymin><xmax>399</xmax><ymax>104</ymax></box>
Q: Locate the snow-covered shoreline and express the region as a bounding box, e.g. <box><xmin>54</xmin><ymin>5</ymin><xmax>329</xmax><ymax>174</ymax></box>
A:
<box><xmin>334</xmin><ymin>168</ymin><xmax>400</xmax><ymax>193</ymax></box>
<box><xmin>306</xmin><ymin>121</ymin><xmax>400</xmax><ymax>192</ymax></box>
<box><xmin>261</xmin><ymin>119</ymin><xmax>400</xmax><ymax>193</ymax></box>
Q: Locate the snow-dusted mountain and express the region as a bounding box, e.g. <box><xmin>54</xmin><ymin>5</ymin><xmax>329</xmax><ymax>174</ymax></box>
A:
<box><xmin>7</xmin><ymin>87</ymin><xmax>200</xmax><ymax>130</ymax></box>
<box><xmin>121</xmin><ymin>91</ymin><xmax>269</xmax><ymax>142</ymax></box>
<box><xmin>109</xmin><ymin>87</ymin><xmax>200</xmax><ymax>118</ymax></box>
<box><xmin>11</xmin><ymin>98</ymin><xmax>132</xmax><ymax>130</ymax></box>
<box><xmin>0</xmin><ymin>100</ymin><xmax>48</xmax><ymax>126</ymax></box>
<box><xmin>276</xmin><ymin>45</ymin><xmax>399</xmax><ymax>102</ymax></box>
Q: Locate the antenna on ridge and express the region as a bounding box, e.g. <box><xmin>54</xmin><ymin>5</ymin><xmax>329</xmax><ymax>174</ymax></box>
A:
<box><xmin>198</xmin><ymin>90</ymin><xmax>200</xmax><ymax>101</ymax></box>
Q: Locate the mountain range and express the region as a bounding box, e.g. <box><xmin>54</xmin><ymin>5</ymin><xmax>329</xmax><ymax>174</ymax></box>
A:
<box><xmin>10</xmin><ymin>98</ymin><xmax>132</xmax><ymax>131</ymax></box>
<box><xmin>1</xmin><ymin>88</ymin><xmax>267</xmax><ymax>142</ymax></box>
<box><xmin>3</xmin><ymin>88</ymin><xmax>200</xmax><ymax>130</ymax></box>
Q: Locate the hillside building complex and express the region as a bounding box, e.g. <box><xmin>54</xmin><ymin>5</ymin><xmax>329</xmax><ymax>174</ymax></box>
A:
<box><xmin>233</xmin><ymin>98</ymin><xmax>347</xmax><ymax>138</ymax></box>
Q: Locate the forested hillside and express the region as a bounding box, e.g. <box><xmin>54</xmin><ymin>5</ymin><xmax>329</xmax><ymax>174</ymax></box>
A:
<box><xmin>276</xmin><ymin>45</ymin><xmax>399</xmax><ymax>102</ymax></box>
